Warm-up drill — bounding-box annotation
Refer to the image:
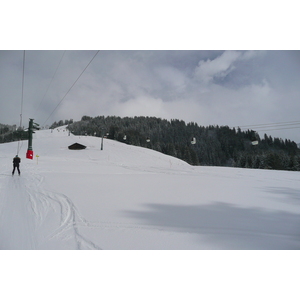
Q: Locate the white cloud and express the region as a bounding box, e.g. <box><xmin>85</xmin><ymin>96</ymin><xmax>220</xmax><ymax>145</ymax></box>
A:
<box><xmin>194</xmin><ymin>51</ymin><xmax>241</xmax><ymax>84</ymax></box>
<box><xmin>193</xmin><ymin>50</ymin><xmax>262</xmax><ymax>85</ymax></box>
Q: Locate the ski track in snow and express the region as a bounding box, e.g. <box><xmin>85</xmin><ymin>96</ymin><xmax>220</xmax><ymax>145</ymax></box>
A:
<box><xmin>0</xmin><ymin>162</ymin><xmax>102</xmax><ymax>250</ymax></box>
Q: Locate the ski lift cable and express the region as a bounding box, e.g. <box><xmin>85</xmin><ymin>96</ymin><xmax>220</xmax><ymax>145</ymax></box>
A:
<box><xmin>256</xmin><ymin>125</ymin><xmax>300</xmax><ymax>132</ymax></box>
<box><xmin>19</xmin><ymin>50</ymin><xmax>25</xmax><ymax>129</ymax></box>
<box><xmin>232</xmin><ymin>120</ymin><xmax>300</xmax><ymax>134</ymax></box>
<box><xmin>42</xmin><ymin>50</ymin><xmax>100</xmax><ymax>127</ymax></box>
<box><xmin>17</xmin><ymin>50</ymin><xmax>26</xmax><ymax>155</ymax></box>
<box><xmin>235</xmin><ymin>120</ymin><xmax>300</xmax><ymax>129</ymax></box>
<box><xmin>34</xmin><ymin>50</ymin><xmax>66</xmax><ymax>117</ymax></box>
<box><xmin>239</xmin><ymin>123</ymin><xmax>300</xmax><ymax>131</ymax></box>
<box><xmin>252</xmin><ymin>122</ymin><xmax>300</xmax><ymax>129</ymax></box>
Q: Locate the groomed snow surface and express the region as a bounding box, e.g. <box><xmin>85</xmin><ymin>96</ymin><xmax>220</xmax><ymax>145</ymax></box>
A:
<box><xmin>1</xmin><ymin>126</ymin><xmax>300</xmax><ymax>250</ymax></box>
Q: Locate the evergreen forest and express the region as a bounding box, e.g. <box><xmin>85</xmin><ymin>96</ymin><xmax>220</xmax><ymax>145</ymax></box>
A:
<box><xmin>64</xmin><ymin>116</ymin><xmax>300</xmax><ymax>171</ymax></box>
<box><xmin>0</xmin><ymin>123</ymin><xmax>28</xmax><ymax>144</ymax></box>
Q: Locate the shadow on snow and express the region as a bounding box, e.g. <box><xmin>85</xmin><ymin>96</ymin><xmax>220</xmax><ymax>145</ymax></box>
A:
<box><xmin>124</xmin><ymin>201</ymin><xmax>300</xmax><ymax>250</ymax></box>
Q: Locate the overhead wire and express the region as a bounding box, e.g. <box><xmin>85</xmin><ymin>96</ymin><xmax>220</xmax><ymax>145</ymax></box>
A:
<box><xmin>42</xmin><ymin>50</ymin><xmax>100</xmax><ymax>127</ymax></box>
<box><xmin>17</xmin><ymin>50</ymin><xmax>26</xmax><ymax>155</ymax></box>
<box><xmin>19</xmin><ymin>50</ymin><xmax>25</xmax><ymax>129</ymax></box>
<box><xmin>255</xmin><ymin>126</ymin><xmax>300</xmax><ymax>132</ymax></box>
<box><xmin>233</xmin><ymin>120</ymin><xmax>300</xmax><ymax>133</ymax></box>
<box><xmin>236</xmin><ymin>120</ymin><xmax>300</xmax><ymax>129</ymax></box>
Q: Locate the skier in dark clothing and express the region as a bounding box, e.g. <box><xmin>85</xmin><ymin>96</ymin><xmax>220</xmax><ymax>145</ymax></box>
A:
<box><xmin>12</xmin><ymin>155</ymin><xmax>21</xmax><ymax>175</ymax></box>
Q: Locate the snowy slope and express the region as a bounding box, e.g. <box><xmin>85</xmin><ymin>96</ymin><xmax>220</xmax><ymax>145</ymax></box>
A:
<box><xmin>1</xmin><ymin>126</ymin><xmax>300</xmax><ymax>249</ymax></box>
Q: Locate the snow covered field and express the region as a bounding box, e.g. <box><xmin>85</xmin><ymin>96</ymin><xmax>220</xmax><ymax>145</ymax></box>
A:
<box><xmin>1</xmin><ymin>126</ymin><xmax>300</xmax><ymax>250</ymax></box>
<box><xmin>1</xmin><ymin>127</ymin><xmax>299</xmax><ymax>299</ymax></box>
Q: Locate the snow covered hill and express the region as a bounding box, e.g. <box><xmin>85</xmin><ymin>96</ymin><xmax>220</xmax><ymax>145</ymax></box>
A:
<box><xmin>1</xmin><ymin>126</ymin><xmax>300</xmax><ymax>250</ymax></box>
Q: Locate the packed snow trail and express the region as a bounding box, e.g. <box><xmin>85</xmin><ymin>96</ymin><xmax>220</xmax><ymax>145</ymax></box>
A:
<box><xmin>0</xmin><ymin>175</ymin><xmax>37</xmax><ymax>249</ymax></box>
<box><xmin>0</xmin><ymin>162</ymin><xmax>101</xmax><ymax>250</ymax></box>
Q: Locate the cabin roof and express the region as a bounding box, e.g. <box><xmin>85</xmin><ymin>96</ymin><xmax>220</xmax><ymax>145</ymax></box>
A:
<box><xmin>68</xmin><ymin>143</ymin><xmax>86</xmax><ymax>150</ymax></box>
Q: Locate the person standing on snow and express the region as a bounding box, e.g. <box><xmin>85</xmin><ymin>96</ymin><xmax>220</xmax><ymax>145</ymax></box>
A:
<box><xmin>12</xmin><ymin>155</ymin><xmax>21</xmax><ymax>176</ymax></box>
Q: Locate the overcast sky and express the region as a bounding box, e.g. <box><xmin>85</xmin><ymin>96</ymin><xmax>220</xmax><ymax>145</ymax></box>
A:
<box><xmin>1</xmin><ymin>50</ymin><xmax>300</xmax><ymax>142</ymax></box>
